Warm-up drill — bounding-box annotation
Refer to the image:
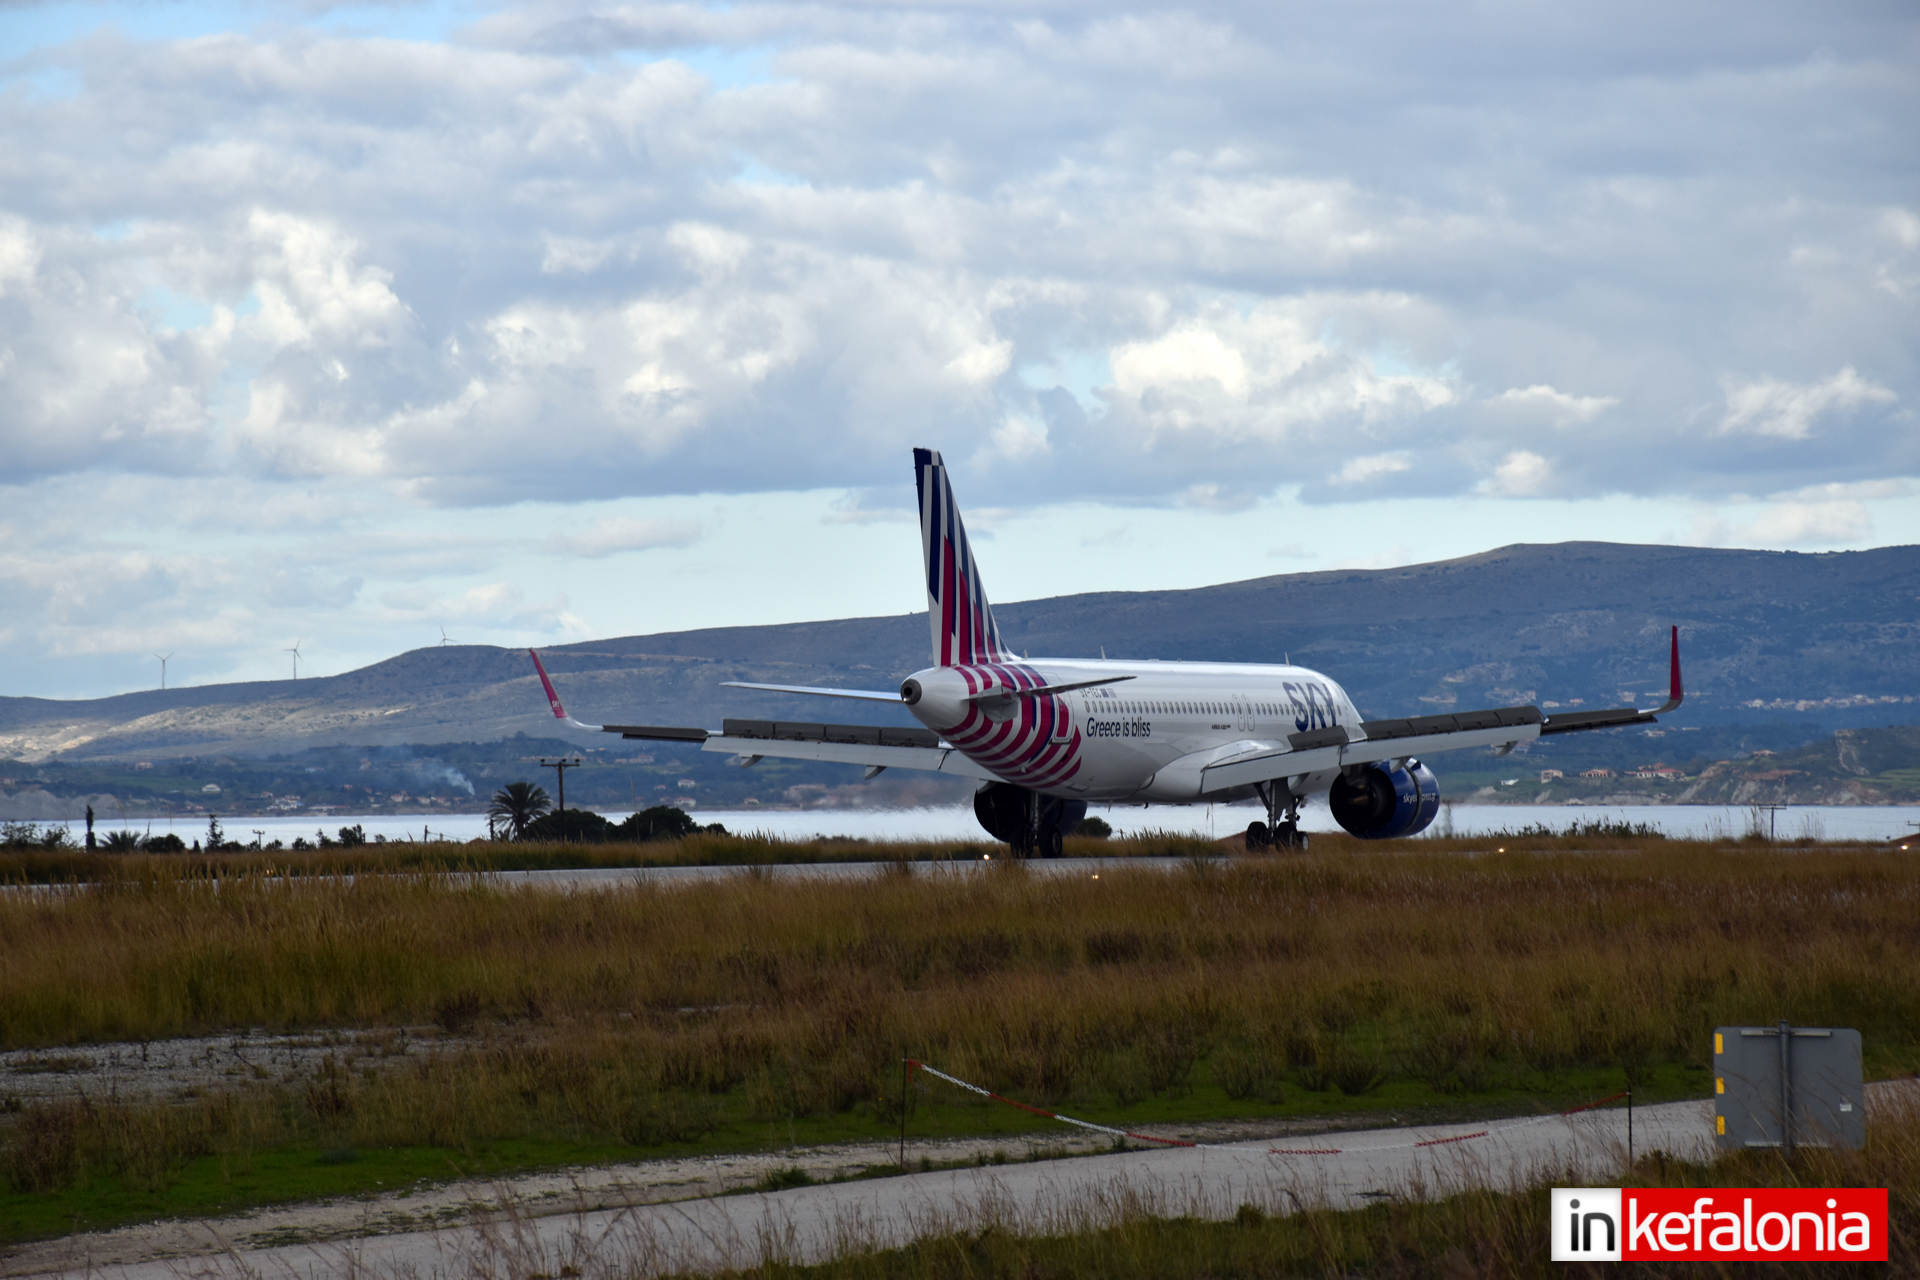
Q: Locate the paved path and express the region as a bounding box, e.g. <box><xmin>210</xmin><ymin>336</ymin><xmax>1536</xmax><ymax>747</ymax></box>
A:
<box><xmin>29</xmin><ymin>1096</ymin><xmax>1723</xmax><ymax>1279</ymax></box>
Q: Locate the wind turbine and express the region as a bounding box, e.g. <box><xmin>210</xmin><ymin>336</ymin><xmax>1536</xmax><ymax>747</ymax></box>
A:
<box><xmin>439</xmin><ymin>626</ymin><xmax>454</xmax><ymax>647</ymax></box>
<box><xmin>153</xmin><ymin>652</ymin><xmax>173</xmax><ymax>690</ymax></box>
<box><xmin>285</xmin><ymin>639</ymin><xmax>303</xmax><ymax>679</ymax></box>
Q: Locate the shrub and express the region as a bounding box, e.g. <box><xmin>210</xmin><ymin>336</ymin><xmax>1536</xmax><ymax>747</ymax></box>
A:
<box><xmin>618</xmin><ymin>805</ymin><xmax>701</xmax><ymax>842</ymax></box>
<box><xmin>525</xmin><ymin>809</ymin><xmax>616</xmax><ymax>843</ymax></box>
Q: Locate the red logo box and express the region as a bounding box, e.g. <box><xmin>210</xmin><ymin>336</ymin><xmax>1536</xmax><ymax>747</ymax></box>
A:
<box><xmin>1553</xmin><ymin>1188</ymin><xmax>1887</xmax><ymax>1261</ymax></box>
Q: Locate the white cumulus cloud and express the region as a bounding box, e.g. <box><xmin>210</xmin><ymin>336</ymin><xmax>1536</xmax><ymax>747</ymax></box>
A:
<box><xmin>1477</xmin><ymin>450</ymin><xmax>1556</xmax><ymax>497</ymax></box>
<box><xmin>1719</xmin><ymin>366</ymin><xmax>1897</xmax><ymax>440</ymax></box>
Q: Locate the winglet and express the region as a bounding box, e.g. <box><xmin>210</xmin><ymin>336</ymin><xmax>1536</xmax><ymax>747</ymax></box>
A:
<box><xmin>1652</xmin><ymin>625</ymin><xmax>1683</xmax><ymax>715</ymax></box>
<box><xmin>529</xmin><ymin>649</ymin><xmax>602</xmax><ymax>731</ymax></box>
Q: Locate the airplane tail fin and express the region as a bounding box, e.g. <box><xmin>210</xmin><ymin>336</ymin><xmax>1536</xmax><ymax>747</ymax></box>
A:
<box><xmin>914</xmin><ymin>448</ymin><xmax>1009</xmax><ymax>667</ymax></box>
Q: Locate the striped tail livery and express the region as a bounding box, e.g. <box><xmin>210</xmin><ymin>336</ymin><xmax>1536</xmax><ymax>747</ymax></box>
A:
<box><xmin>916</xmin><ymin>447</ymin><xmax>1010</xmax><ymax>667</ymax></box>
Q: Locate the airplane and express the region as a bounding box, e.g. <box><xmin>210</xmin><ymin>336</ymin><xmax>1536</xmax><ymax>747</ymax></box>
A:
<box><xmin>529</xmin><ymin>448</ymin><xmax>1683</xmax><ymax>856</ymax></box>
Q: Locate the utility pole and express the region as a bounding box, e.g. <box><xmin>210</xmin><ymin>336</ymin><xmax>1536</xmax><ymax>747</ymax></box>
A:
<box><xmin>539</xmin><ymin>757</ymin><xmax>583</xmax><ymax>821</ymax></box>
<box><xmin>1756</xmin><ymin>803</ymin><xmax>1787</xmax><ymax>841</ymax></box>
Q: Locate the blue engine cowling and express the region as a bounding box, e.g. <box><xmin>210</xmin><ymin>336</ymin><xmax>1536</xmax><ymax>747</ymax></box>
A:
<box><xmin>1327</xmin><ymin>760</ymin><xmax>1441</xmax><ymax>839</ymax></box>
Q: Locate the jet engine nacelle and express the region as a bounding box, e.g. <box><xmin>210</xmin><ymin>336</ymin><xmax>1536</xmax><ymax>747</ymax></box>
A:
<box><xmin>1327</xmin><ymin>760</ymin><xmax>1440</xmax><ymax>840</ymax></box>
<box><xmin>972</xmin><ymin>782</ymin><xmax>1087</xmax><ymax>846</ymax></box>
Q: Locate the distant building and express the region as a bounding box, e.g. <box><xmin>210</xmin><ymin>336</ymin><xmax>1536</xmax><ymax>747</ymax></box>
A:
<box><xmin>1751</xmin><ymin>748</ymin><xmax>1776</xmax><ymax>757</ymax></box>
<box><xmin>1580</xmin><ymin>768</ymin><xmax>1615</xmax><ymax>779</ymax></box>
<box><xmin>1629</xmin><ymin>764</ymin><xmax>1684</xmax><ymax>779</ymax></box>
<box><xmin>1539</xmin><ymin>769</ymin><xmax>1564</xmax><ymax>782</ymax></box>
<box><xmin>201</xmin><ymin>783</ymin><xmax>220</xmax><ymax>794</ymax></box>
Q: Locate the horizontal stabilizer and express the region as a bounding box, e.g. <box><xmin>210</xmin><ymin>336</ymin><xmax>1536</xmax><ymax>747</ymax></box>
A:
<box><xmin>720</xmin><ymin>681</ymin><xmax>903</xmax><ymax>702</ymax></box>
<box><xmin>963</xmin><ymin>674</ymin><xmax>1135</xmax><ymax>707</ymax></box>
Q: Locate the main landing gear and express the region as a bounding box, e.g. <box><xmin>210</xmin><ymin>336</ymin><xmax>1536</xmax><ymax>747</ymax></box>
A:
<box><xmin>1011</xmin><ymin>803</ymin><xmax>1065</xmax><ymax>860</ymax></box>
<box><xmin>1245</xmin><ymin>782</ymin><xmax>1308</xmax><ymax>853</ymax></box>
<box><xmin>973</xmin><ymin>782</ymin><xmax>1078</xmax><ymax>858</ymax></box>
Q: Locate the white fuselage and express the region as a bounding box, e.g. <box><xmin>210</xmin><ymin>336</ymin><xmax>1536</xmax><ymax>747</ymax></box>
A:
<box><xmin>901</xmin><ymin>658</ymin><xmax>1365</xmax><ymax>803</ymax></box>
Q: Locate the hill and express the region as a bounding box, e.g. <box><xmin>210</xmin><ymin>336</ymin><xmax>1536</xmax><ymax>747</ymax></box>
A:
<box><xmin>3</xmin><ymin>541</ymin><xmax>1916</xmax><ymax>765</ymax></box>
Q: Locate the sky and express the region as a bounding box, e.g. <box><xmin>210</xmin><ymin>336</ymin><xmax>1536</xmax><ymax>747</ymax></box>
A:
<box><xmin>1</xmin><ymin>0</ymin><xmax>1915</xmax><ymax>699</ymax></box>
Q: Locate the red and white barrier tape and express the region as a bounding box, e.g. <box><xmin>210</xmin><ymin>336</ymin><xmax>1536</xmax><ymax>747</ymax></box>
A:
<box><xmin>904</xmin><ymin>1058</ymin><xmax>1629</xmax><ymax>1158</ymax></box>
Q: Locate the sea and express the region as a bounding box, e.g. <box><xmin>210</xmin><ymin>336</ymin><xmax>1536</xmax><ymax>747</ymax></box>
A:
<box><xmin>46</xmin><ymin>802</ymin><xmax>1920</xmax><ymax>847</ymax></box>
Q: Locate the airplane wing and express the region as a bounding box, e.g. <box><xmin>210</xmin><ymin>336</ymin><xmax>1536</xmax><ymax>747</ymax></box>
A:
<box><xmin>531</xmin><ymin>650</ymin><xmax>1001</xmax><ymax>780</ymax></box>
<box><xmin>602</xmin><ymin>718</ymin><xmax>1006</xmax><ymax>781</ymax></box>
<box><xmin>1202</xmin><ymin>627</ymin><xmax>1684</xmax><ymax>794</ymax></box>
<box><xmin>719</xmin><ymin>682</ymin><xmax>904</xmax><ymax>702</ymax></box>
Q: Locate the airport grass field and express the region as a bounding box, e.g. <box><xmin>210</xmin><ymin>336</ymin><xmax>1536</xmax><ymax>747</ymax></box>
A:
<box><xmin>0</xmin><ymin>833</ymin><xmax>1916</xmax><ymax>1247</ymax></box>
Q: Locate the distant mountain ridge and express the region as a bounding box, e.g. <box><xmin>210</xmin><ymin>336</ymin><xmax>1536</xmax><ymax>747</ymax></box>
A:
<box><xmin>4</xmin><ymin>541</ymin><xmax>1917</xmax><ymax>763</ymax></box>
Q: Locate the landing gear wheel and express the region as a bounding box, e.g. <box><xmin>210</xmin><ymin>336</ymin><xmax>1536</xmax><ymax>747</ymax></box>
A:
<box><xmin>1274</xmin><ymin>822</ymin><xmax>1307</xmax><ymax>852</ymax></box>
<box><xmin>1042</xmin><ymin>827</ymin><xmax>1064</xmax><ymax>858</ymax></box>
<box><xmin>1008</xmin><ymin>831</ymin><xmax>1033</xmax><ymax>859</ymax></box>
<box><xmin>1245</xmin><ymin>821</ymin><xmax>1270</xmax><ymax>851</ymax></box>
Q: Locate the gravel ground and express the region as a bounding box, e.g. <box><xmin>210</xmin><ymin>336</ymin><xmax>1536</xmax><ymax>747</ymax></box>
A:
<box><xmin>0</xmin><ymin>1029</ymin><xmax>471</xmax><ymax>1107</ymax></box>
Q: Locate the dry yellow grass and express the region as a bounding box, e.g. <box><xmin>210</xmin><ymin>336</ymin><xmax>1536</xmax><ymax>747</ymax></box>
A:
<box><xmin>3</xmin><ymin>840</ymin><xmax>1918</xmax><ymax>1204</ymax></box>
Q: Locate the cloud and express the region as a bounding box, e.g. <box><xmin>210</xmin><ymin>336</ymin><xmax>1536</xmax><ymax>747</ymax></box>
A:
<box><xmin>1175</xmin><ymin>482</ymin><xmax>1258</xmax><ymax>512</ymax></box>
<box><xmin>1484</xmin><ymin>385</ymin><xmax>1618</xmax><ymax>426</ymax></box>
<box><xmin>1718</xmin><ymin>366</ymin><xmax>1897</xmax><ymax>440</ymax></box>
<box><xmin>1104</xmin><ymin>297</ymin><xmax>1457</xmax><ymax>451</ymax></box>
<box><xmin>3</xmin><ymin>2</ymin><xmax>1919</xmax><ymax>695</ymax></box>
<box><xmin>1697</xmin><ymin>500</ymin><xmax>1875</xmax><ymax>548</ymax></box>
<box><xmin>1770</xmin><ymin>478</ymin><xmax>1913</xmax><ymax>503</ymax></box>
<box><xmin>973</xmin><ymin>414</ymin><xmax>1050</xmax><ymax>467</ymax></box>
<box><xmin>1330</xmin><ymin>452</ymin><xmax>1412</xmax><ymax>487</ymax></box>
<box><xmin>541</xmin><ymin>516</ymin><xmax>702</xmax><ymax>558</ymax></box>
<box><xmin>1477</xmin><ymin>450</ymin><xmax>1554</xmax><ymax>497</ymax></box>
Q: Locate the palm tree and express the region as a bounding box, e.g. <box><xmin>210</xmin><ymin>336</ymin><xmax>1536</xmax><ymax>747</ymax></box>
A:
<box><xmin>488</xmin><ymin>781</ymin><xmax>551</xmax><ymax>840</ymax></box>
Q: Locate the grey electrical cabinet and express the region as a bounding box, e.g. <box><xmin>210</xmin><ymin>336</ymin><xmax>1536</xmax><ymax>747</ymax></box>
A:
<box><xmin>1713</xmin><ymin>1024</ymin><xmax>1864</xmax><ymax>1151</ymax></box>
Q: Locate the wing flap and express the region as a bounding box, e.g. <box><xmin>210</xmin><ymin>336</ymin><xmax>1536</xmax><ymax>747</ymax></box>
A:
<box><xmin>604</xmin><ymin>724</ymin><xmax>710</xmax><ymax>742</ymax></box>
<box><xmin>721</xmin><ymin>718</ymin><xmax>941</xmax><ymax>748</ymax></box>
<box><xmin>699</xmin><ymin>733</ymin><xmax>1003</xmax><ymax>780</ymax></box>
<box><xmin>1200</xmin><ymin>715</ymin><xmax>1546</xmax><ymax>793</ymax></box>
<box><xmin>597</xmin><ymin>718</ymin><xmax>999</xmax><ymax>779</ymax></box>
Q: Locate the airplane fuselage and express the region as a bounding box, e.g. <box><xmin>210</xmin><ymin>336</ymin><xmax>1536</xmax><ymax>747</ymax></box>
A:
<box><xmin>901</xmin><ymin>658</ymin><xmax>1364</xmax><ymax>803</ymax></box>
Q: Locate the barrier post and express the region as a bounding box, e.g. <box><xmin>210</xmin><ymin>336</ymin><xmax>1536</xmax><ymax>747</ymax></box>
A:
<box><xmin>900</xmin><ymin>1057</ymin><xmax>909</xmax><ymax>1168</ymax></box>
<box><xmin>1626</xmin><ymin>1084</ymin><xmax>1633</xmax><ymax>1170</ymax></box>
